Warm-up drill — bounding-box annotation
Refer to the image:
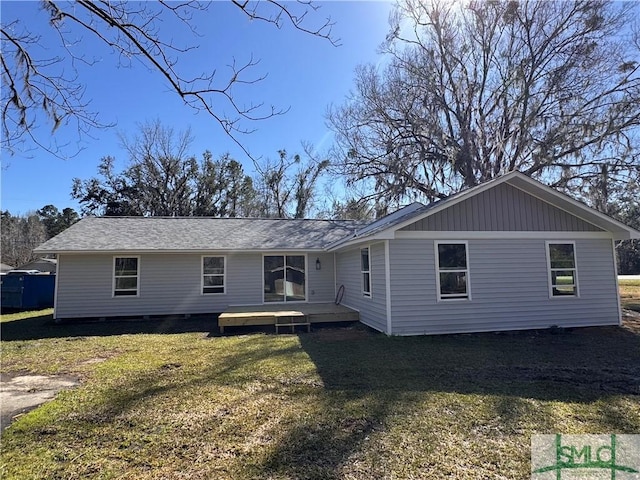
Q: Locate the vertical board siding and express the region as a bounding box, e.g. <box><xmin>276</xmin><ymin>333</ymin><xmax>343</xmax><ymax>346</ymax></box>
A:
<box><xmin>55</xmin><ymin>251</ymin><xmax>336</xmax><ymax>319</ymax></box>
<box><xmin>336</xmin><ymin>243</ymin><xmax>387</xmax><ymax>332</ymax></box>
<box><xmin>389</xmin><ymin>238</ymin><xmax>618</xmax><ymax>335</ymax></box>
<box><xmin>402</xmin><ymin>183</ymin><xmax>603</xmax><ymax>232</ymax></box>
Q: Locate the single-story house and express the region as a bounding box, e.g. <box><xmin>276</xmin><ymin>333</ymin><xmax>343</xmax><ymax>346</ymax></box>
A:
<box><xmin>35</xmin><ymin>172</ymin><xmax>639</xmax><ymax>335</ymax></box>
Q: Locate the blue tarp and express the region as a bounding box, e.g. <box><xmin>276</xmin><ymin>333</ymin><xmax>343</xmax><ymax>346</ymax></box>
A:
<box><xmin>1</xmin><ymin>274</ymin><xmax>55</xmax><ymax>310</ymax></box>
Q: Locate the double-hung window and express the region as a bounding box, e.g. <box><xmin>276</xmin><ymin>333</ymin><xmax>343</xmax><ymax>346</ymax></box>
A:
<box><xmin>361</xmin><ymin>247</ymin><xmax>371</xmax><ymax>297</ymax></box>
<box><xmin>547</xmin><ymin>242</ymin><xmax>578</xmax><ymax>297</ymax></box>
<box><xmin>113</xmin><ymin>257</ymin><xmax>139</xmax><ymax>296</ymax></box>
<box><xmin>202</xmin><ymin>256</ymin><xmax>225</xmax><ymax>294</ymax></box>
<box><xmin>436</xmin><ymin>242</ymin><xmax>470</xmax><ymax>300</ymax></box>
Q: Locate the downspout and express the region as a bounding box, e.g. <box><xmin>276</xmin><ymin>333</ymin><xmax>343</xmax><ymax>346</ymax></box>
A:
<box><xmin>53</xmin><ymin>254</ymin><xmax>60</xmax><ymax>320</ymax></box>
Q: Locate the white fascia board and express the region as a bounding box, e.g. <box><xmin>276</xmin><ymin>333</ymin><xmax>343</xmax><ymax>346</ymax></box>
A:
<box><xmin>395</xmin><ymin>231</ymin><xmax>614</xmax><ymax>240</ymax></box>
<box><xmin>327</xmin><ymin>231</ymin><xmax>395</xmax><ymax>252</ymax></box>
<box><xmin>35</xmin><ymin>248</ymin><xmax>329</xmax><ymax>255</ymax></box>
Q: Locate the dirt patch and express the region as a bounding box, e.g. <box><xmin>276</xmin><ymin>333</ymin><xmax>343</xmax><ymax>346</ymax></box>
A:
<box><xmin>622</xmin><ymin>310</ymin><xmax>640</xmax><ymax>334</ymax></box>
<box><xmin>1</xmin><ymin>373</ymin><xmax>79</xmax><ymax>432</ymax></box>
<box><xmin>309</xmin><ymin>324</ymin><xmax>372</xmax><ymax>341</ymax></box>
<box><xmin>77</xmin><ymin>357</ymin><xmax>110</xmax><ymax>366</ymax></box>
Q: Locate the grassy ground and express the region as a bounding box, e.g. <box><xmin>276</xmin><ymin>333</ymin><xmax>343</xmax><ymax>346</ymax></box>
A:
<box><xmin>620</xmin><ymin>278</ymin><xmax>640</xmax><ymax>312</ymax></box>
<box><xmin>1</xmin><ymin>307</ymin><xmax>639</xmax><ymax>480</ymax></box>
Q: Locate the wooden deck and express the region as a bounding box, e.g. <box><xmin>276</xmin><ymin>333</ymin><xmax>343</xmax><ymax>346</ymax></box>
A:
<box><xmin>218</xmin><ymin>303</ymin><xmax>359</xmax><ymax>333</ymax></box>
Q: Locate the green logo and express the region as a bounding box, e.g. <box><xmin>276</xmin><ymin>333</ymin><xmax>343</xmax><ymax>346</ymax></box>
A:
<box><xmin>532</xmin><ymin>434</ymin><xmax>640</xmax><ymax>479</ymax></box>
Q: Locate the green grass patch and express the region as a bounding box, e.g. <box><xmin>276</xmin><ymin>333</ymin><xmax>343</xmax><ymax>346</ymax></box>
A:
<box><xmin>1</xmin><ymin>310</ymin><xmax>639</xmax><ymax>479</ymax></box>
<box><xmin>1</xmin><ymin>308</ymin><xmax>54</xmax><ymax>323</ymax></box>
<box><xmin>620</xmin><ymin>281</ymin><xmax>640</xmax><ymax>312</ymax></box>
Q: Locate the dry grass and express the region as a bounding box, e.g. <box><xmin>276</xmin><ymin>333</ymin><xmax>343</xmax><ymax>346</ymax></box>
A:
<box><xmin>620</xmin><ymin>278</ymin><xmax>640</xmax><ymax>312</ymax></box>
<box><xmin>1</xmin><ymin>310</ymin><xmax>639</xmax><ymax>479</ymax></box>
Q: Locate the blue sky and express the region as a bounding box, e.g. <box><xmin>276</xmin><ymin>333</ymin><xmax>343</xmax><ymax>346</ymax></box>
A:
<box><xmin>1</xmin><ymin>1</ymin><xmax>394</xmax><ymax>214</ymax></box>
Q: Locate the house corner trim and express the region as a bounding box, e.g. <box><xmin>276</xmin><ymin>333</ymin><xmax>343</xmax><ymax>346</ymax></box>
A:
<box><xmin>384</xmin><ymin>240</ymin><xmax>392</xmax><ymax>335</ymax></box>
<box><xmin>612</xmin><ymin>239</ymin><xmax>623</xmax><ymax>326</ymax></box>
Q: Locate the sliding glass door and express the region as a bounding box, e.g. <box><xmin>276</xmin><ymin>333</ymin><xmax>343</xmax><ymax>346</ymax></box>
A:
<box><xmin>263</xmin><ymin>255</ymin><xmax>306</xmax><ymax>303</ymax></box>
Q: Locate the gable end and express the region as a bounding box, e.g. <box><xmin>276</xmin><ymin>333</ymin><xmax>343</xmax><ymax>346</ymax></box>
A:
<box><xmin>401</xmin><ymin>183</ymin><xmax>604</xmax><ymax>232</ymax></box>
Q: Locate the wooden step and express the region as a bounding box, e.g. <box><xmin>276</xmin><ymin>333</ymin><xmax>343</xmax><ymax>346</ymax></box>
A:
<box><xmin>275</xmin><ymin>313</ymin><xmax>309</xmax><ymax>333</ymax></box>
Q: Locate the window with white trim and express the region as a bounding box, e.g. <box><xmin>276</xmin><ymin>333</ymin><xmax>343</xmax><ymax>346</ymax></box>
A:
<box><xmin>547</xmin><ymin>242</ymin><xmax>578</xmax><ymax>297</ymax></box>
<box><xmin>263</xmin><ymin>255</ymin><xmax>306</xmax><ymax>302</ymax></box>
<box><xmin>436</xmin><ymin>242</ymin><xmax>469</xmax><ymax>300</ymax></box>
<box><xmin>113</xmin><ymin>257</ymin><xmax>139</xmax><ymax>296</ymax></box>
<box><xmin>202</xmin><ymin>256</ymin><xmax>225</xmax><ymax>294</ymax></box>
<box><xmin>361</xmin><ymin>247</ymin><xmax>371</xmax><ymax>297</ymax></box>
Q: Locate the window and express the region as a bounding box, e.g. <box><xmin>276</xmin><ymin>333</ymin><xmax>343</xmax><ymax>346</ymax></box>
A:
<box><xmin>264</xmin><ymin>255</ymin><xmax>306</xmax><ymax>302</ymax></box>
<box><xmin>113</xmin><ymin>257</ymin><xmax>139</xmax><ymax>296</ymax></box>
<box><xmin>436</xmin><ymin>242</ymin><xmax>469</xmax><ymax>300</ymax></box>
<box><xmin>202</xmin><ymin>256</ymin><xmax>225</xmax><ymax>294</ymax></box>
<box><xmin>361</xmin><ymin>247</ymin><xmax>371</xmax><ymax>297</ymax></box>
<box><xmin>547</xmin><ymin>242</ymin><xmax>578</xmax><ymax>297</ymax></box>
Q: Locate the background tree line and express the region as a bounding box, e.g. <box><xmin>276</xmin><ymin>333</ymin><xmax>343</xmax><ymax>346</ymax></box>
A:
<box><xmin>1</xmin><ymin>206</ymin><xmax>79</xmax><ymax>267</ymax></box>
<box><xmin>70</xmin><ymin>121</ymin><xmax>332</xmax><ymax>219</ymax></box>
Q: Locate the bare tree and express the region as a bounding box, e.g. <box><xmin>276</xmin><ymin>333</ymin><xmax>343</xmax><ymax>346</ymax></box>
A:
<box><xmin>121</xmin><ymin>120</ymin><xmax>198</xmax><ymax>216</ymax></box>
<box><xmin>72</xmin><ymin>121</ymin><xmax>259</xmax><ymax>217</ymax></box>
<box><xmin>328</xmin><ymin>0</ymin><xmax>640</xmax><ymax>205</ymax></box>
<box><xmin>328</xmin><ymin>198</ymin><xmax>376</xmax><ymax>221</ymax></box>
<box><xmin>1</xmin><ymin>211</ymin><xmax>47</xmax><ymax>267</ymax></box>
<box><xmin>71</xmin><ymin>156</ymin><xmax>142</xmax><ymax>216</ymax></box>
<box><xmin>72</xmin><ymin>120</ymin><xmax>198</xmax><ymax>216</ymax></box>
<box><xmin>193</xmin><ymin>152</ymin><xmax>258</xmax><ymax>217</ymax></box>
<box><xmin>254</xmin><ymin>146</ymin><xmax>330</xmax><ymax>218</ymax></box>
<box><xmin>1</xmin><ymin>1</ymin><xmax>337</xmax><ymax>158</ymax></box>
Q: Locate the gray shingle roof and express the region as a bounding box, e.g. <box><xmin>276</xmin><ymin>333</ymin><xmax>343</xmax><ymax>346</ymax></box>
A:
<box><xmin>34</xmin><ymin>217</ymin><xmax>363</xmax><ymax>253</ymax></box>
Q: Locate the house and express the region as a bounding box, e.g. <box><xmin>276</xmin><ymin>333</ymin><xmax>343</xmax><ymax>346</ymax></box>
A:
<box><xmin>34</xmin><ymin>172</ymin><xmax>639</xmax><ymax>335</ymax></box>
<box><xmin>15</xmin><ymin>257</ymin><xmax>57</xmax><ymax>274</ymax></box>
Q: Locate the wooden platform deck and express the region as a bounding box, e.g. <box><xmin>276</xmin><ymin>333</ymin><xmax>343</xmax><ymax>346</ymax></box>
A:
<box><xmin>218</xmin><ymin>303</ymin><xmax>359</xmax><ymax>333</ymax></box>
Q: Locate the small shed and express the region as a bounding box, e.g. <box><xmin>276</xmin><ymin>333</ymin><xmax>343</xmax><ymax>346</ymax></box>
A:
<box><xmin>16</xmin><ymin>257</ymin><xmax>57</xmax><ymax>274</ymax></box>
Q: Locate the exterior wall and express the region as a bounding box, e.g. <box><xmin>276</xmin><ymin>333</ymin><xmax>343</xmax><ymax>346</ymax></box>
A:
<box><xmin>335</xmin><ymin>242</ymin><xmax>387</xmax><ymax>332</ymax></box>
<box><xmin>388</xmin><ymin>238</ymin><xmax>618</xmax><ymax>335</ymax></box>
<box><xmin>402</xmin><ymin>183</ymin><xmax>604</xmax><ymax>232</ymax></box>
<box><xmin>55</xmin><ymin>251</ymin><xmax>336</xmax><ymax>319</ymax></box>
<box><xmin>308</xmin><ymin>252</ymin><xmax>337</xmax><ymax>303</ymax></box>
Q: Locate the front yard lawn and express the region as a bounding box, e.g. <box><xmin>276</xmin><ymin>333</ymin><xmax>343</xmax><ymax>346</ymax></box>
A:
<box><xmin>1</xmin><ymin>309</ymin><xmax>639</xmax><ymax>479</ymax></box>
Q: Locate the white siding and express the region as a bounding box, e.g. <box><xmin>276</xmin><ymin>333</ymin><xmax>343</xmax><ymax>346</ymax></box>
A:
<box><xmin>307</xmin><ymin>252</ymin><xmax>337</xmax><ymax>303</ymax></box>
<box><xmin>388</xmin><ymin>238</ymin><xmax>619</xmax><ymax>335</ymax></box>
<box><xmin>55</xmin><ymin>251</ymin><xmax>335</xmax><ymax>319</ymax></box>
<box><xmin>335</xmin><ymin>243</ymin><xmax>387</xmax><ymax>332</ymax></box>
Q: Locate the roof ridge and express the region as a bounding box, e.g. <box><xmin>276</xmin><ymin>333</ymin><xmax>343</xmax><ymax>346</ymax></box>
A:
<box><xmin>90</xmin><ymin>216</ymin><xmax>360</xmax><ymax>222</ymax></box>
